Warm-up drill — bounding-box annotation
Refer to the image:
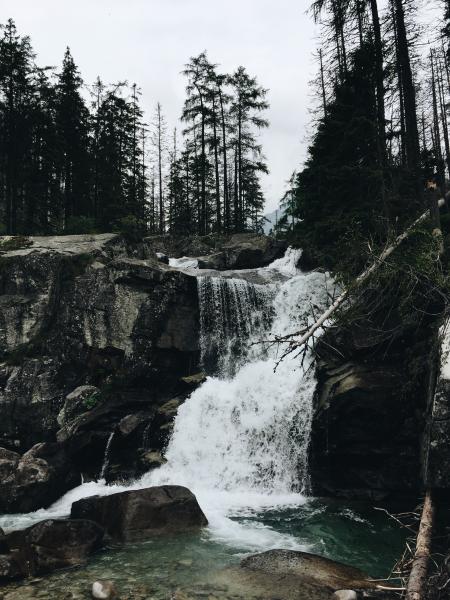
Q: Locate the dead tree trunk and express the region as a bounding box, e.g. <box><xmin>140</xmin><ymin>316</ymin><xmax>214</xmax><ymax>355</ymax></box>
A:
<box><xmin>405</xmin><ymin>490</ymin><xmax>435</xmax><ymax>600</ymax></box>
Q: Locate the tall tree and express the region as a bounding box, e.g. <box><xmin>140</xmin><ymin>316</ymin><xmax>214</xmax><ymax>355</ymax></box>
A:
<box><xmin>54</xmin><ymin>47</ymin><xmax>91</xmax><ymax>226</ymax></box>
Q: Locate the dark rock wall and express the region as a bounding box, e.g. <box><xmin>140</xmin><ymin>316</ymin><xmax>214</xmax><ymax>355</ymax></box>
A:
<box><xmin>309</xmin><ymin>315</ymin><xmax>437</xmax><ymax>499</ymax></box>
<box><xmin>0</xmin><ymin>234</ymin><xmax>200</xmax><ymax>455</ymax></box>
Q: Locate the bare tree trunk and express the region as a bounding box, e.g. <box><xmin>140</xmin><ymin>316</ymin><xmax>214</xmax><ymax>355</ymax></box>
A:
<box><xmin>319</xmin><ymin>49</ymin><xmax>327</xmax><ymax>118</ymax></box>
<box><xmin>156</xmin><ymin>103</ymin><xmax>164</xmax><ymax>234</ymax></box>
<box><xmin>218</xmin><ymin>85</ymin><xmax>230</xmax><ymax>232</ymax></box>
<box><xmin>212</xmin><ymin>94</ymin><xmax>221</xmax><ymax>232</ymax></box>
<box><xmin>393</xmin><ymin>0</ymin><xmax>422</xmax><ymax>201</ymax></box>
<box><xmin>406</xmin><ymin>490</ymin><xmax>435</xmax><ymax>600</ymax></box>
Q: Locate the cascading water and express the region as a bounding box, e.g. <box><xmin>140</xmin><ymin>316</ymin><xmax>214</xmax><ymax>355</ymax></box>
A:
<box><xmin>0</xmin><ymin>249</ymin><xmax>330</xmax><ymax>552</ymax></box>
<box><xmin>197</xmin><ymin>275</ymin><xmax>274</xmax><ymax>375</ymax></box>
<box><xmin>146</xmin><ymin>252</ymin><xmax>328</xmax><ymax>502</ymax></box>
<box><xmin>100</xmin><ymin>431</ymin><xmax>115</xmax><ymax>479</ymax></box>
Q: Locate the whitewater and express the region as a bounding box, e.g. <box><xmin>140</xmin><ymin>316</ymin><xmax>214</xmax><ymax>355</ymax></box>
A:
<box><xmin>0</xmin><ymin>249</ymin><xmax>330</xmax><ymax>553</ymax></box>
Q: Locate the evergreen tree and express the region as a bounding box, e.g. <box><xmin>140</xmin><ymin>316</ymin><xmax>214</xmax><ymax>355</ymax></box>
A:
<box><xmin>54</xmin><ymin>47</ymin><xmax>91</xmax><ymax>229</ymax></box>
<box><xmin>293</xmin><ymin>43</ymin><xmax>384</xmax><ymax>273</ymax></box>
<box><xmin>0</xmin><ymin>19</ymin><xmax>35</xmax><ymax>234</ymax></box>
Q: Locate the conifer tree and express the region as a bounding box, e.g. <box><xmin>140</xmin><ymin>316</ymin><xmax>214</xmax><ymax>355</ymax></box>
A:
<box><xmin>54</xmin><ymin>47</ymin><xmax>91</xmax><ymax>228</ymax></box>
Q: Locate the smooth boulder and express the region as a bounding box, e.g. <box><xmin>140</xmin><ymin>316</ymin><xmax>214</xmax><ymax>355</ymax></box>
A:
<box><xmin>71</xmin><ymin>485</ymin><xmax>208</xmax><ymax>542</ymax></box>
<box><xmin>241</xmin><ymin>550</ymin><xmax>374</xmax><ymax>592</ymax></box>
<box><xmin>0</xmin><ymin>519</ymin><xmax>104</xmax><ymax>580</ymax></box>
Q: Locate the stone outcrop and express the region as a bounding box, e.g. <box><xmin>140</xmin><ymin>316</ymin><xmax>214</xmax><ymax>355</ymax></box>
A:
<box><xmin>70</xmin><ymin>485</ymin><xmax>208</xmax><ymax>542</ymax></box>
<box><xmin>0</xmin><ymin>233</ymin><xmax>200</xmax><ymax>497</ymax></box>
<box><xmin>144</xmin><ymin>232</ymin><xmax>287</xmax><ymax>270</ymax></box>
<box><xmin>0</xmin><ymin>519</ymin><xmax>104</xmax><ymax>580</ymax></box>
<box><xmin>0</xmin><ymin>443</ymin><xmax>78</xmax><ymax>513</ymax></box>
<box><xmin>310</xmin><ymin>305</ymin><xmax>435</xmax><ymax>499</ymax></box>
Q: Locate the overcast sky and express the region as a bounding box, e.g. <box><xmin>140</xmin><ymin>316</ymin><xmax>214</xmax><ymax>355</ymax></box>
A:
<box><xmin>2</xmin><ymin>0</ymin><xmax>318</xmax><ymax>212</ymax></box>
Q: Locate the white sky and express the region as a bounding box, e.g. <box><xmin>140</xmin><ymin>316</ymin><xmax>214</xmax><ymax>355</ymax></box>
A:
<box><xmin>2</xmin><ymin>0</ymin><xmax>319</xmax><ymax>212</ymax></box>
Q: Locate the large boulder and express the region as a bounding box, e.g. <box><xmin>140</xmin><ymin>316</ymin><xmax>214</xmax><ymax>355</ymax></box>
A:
<box><xmin>0</xmin><ymin>519</ymin><xmax>104</xmax><ymax>580</ymax></box>
<box><xmin>220</xmin><ymin>233</ymin><xmax>287</xmax><ymax>269</ymax></box>
<box><xmin>70</xmin><ymin>485</ymin><xmax>208</xmax><ymax>542</ymax></box>
<box><xmin>0</xmin><ymin>443</ymin><xmax>79</xmax><ymax>513</ymax></box>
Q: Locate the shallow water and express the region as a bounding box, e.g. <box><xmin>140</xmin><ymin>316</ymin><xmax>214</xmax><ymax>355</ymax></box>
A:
<box><xmin>1</xmin><ymin>498</ymin><xmax>405</xmax><ymax>599</ymax></box>
<box><xmin>0</xmin><ymin>252</ymin><xmax>405</xmax><ymax>598</ymax></box>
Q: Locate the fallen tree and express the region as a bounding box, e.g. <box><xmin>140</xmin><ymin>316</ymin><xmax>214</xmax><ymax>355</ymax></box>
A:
<box><xmin>406</xmin><ymin>490</ymin><xmax>436</xmax><ymax>600</ymax></box>
<box><xmin>275</xmin><ymin>196</ymin><xmax>446</xmax><ymax>361</ymax></box>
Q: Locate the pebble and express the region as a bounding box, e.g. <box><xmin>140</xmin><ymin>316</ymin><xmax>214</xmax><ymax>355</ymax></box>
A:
<box><xmin>332</xmin><ymin>590</ymin><xmax>358</xmax><ymax>600</ymax></box>
<box><xmin>92</xmin><ymin>580</ymin><xmax>118</xmax><ymax>599</ymax></box>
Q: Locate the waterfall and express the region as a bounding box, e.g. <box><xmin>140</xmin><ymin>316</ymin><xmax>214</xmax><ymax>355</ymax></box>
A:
<box><xmin>100</xmin><ymin>431</ymin><xmax>115</xmax><ymax>480</ymax></box>
<box><xmin>1</xmin><ymin>249</ymin><xmax>330</xmax><ymax>552</ymax></box>
<box><xmin>146</xmin><ymin>258</ymin><xmax>328</xmax><ymax>499</ymax></box>
<box><xmin>198</xmin><ymin>275</ymin><xmax>274</xmax><ymax>376</ymax></box>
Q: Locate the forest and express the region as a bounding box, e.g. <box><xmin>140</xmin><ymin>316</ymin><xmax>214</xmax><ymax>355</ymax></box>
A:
<box><xmin>275</xmin><ymin>0</ymin><xmax>450</xmax><ymax>279</ymax></box>
<box><xmin>0</xmin><ymin>21</ymin><xmax>268</xmax><ymax>237</ymax></box>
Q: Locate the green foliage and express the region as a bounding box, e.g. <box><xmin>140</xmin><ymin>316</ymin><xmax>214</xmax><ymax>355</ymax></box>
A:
<box><xmin>65</xmin><ymin>216</ymin><xmax>98</xmax><ymax>235</ymax></box>
<box><xmin>0</xmin><ymin>236</ymin><xmax>32</xmax><ymax>251</ymax></box>
<box><xmin>83</xmin><ymin>391</ymin><xmax>100</xmax><ymax>410</ymax></box>
<box><xmin>113</xmin><ymin>215</ymin><xmax>148</xmax><ymax>241</ymax></box>
<box><xmin>287</xmin><ymin>43</ymin><xmax>385</xmax><ymax>276</ymax></box>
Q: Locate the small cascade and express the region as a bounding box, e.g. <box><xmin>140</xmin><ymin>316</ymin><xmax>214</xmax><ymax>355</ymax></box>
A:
<box><xmin>100</xmin><ymin>431</ymin><xmax>115</xmax><ymax>480</ymax></box>
<box><xmin>198</xmin><ymin>275</ymin><xmax>275</xmax><ymax>376</ymax></box>
<box><xmin>141</xmin><ymin>420</ymin><xmax>153</xmax><ymax>451</ymax></box>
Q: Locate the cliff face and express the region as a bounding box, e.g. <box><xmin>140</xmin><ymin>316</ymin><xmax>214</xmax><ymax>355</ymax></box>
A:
<box><xmin>309</xmin><ymin>295</ymin><xmax>440</xmax><ymax>500</ymax></box>
<box><xmin>0</xmin><ymin>234</ymin><xmax>199</xmax><ymax>467</ymax></box>
<box><xmin>0</xmin><ymin>232</ymin><xmax>286</xmax><ymax>512</ymax></box>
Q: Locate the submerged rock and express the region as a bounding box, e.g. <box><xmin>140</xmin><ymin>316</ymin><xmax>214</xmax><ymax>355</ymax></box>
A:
<box><xmin>241</xmin><ymin>550</ymin><xmax>373</xmax><ymax>591</ymax></box>
<box><xmin>70</xmin><ymin>485</ymin><xmax>208</xmax><ymax>542</ymax></box>
<box><xmin>0</xmin><ymin>519</ymin><xmax>104</xmax><ymax>580</ymax></box>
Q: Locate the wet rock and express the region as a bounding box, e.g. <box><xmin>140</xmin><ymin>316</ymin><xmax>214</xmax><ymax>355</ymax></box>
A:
<box><xmin>57</xmin><ymin>386</ymin><xmax>100</xmax><ymax>427</ymax></box>
<box><xmin>140</xmin><ymin>450</ymin><xmax>167</xmax><ymax>469</ymax></box>
<box><xmin>157</xmin><ymin>398</ymin><xmax>182</xmax><ymax>418</ymax></box>
<box><xmin>240</xmin><ymin>550</ymin><xmax>373</xmax><ymax>592</ymax></box>
<box><xmin>92</xmin><ymin>580</ymin><xmax>118</xmax><ymax>599</ymax></box>
<box><xmin>220</xmin><ymin>234</ymin><xmax>287</xmax><ymax>269</ymax></box>
<box><xmin>0</xmin><ymin>443</ymin><xmax>78</xmax><ymax>513</ymax></box>
<box><xmin>197</xmin><ymin>253</ymin><xmax>227</xmax><ymax>270</ymax></box>
<box><xmin>4</xmin><ymin>586</ymin><xmax>36</xmax><ymax>600</ymax></box>
<box><xmin>332</xmin><ymin>591</ymin><xmax>358</xmax><ymax>600</ymax></box>
<box><xmin>1</xmin><ymin>519</ymin><xmax>104</xmax><ymax>579</ymax></box>
<box><xmin>0</xmin><ymin>554</ymin><xmax>21</xmax><ymax>579</ymax></box>
<box><xmin>310</xmin><ymin>359</ymin><xmax>420</xmax><ymax>498</ymax></box>
<box><xmin>180</xmin><ymin>373</ymin><xmax>207</xmax><ymax>387</ymax></box>
<box><xmin>155</xmin><ymin>252</ymin><xmax>169</xmax><ymax>265</ymax></box>
<box><xmin>71</xmin><ymin>485</ymin><xmax>208</xmax><ymax>542</ymax></box>
<box><xmin>0</xmin><ymin>233</ymin><xmax>199</xmax><ymax>460</ymax></box>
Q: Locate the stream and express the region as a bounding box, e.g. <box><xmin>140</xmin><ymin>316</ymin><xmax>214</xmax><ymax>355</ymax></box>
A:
<box><xmin>0</xmin><ymin>249</ymin><xmax>406</xmax><ymax>599</ymax></box>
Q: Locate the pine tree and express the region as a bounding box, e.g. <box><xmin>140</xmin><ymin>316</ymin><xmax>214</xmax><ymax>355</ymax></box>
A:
<box><xmin>228</xmin><ymin>66</ymin><xmax>269</xmax><ymax>231</ymax></box>
<box><xmin>54</xmin><ymin>47</ymin><xmax>91</xmax><ymax>229</ymax></box>
<box><xmin>0</xmin><ymin>19</ymin><xmax>35</xmax><ymax>234</ymax></box>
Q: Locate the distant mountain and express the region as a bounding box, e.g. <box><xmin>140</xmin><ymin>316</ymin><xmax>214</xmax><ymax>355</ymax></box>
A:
<box><xmin>263</xmin><ymin>207</ymin><xmax>285</xmax><ymax>234</ymax></box>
